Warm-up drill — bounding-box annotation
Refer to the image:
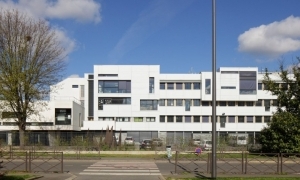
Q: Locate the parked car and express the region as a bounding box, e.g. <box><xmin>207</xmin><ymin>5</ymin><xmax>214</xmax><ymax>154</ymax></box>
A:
<box><xmin>199</xmin><ymin>140</ymin><xmax>212</xmax><ymax>151</ymax></box>
<box><xmin>192</xmin><ymin>138</ymin><xmax>201</xmax><ymax>146</ymax></box>
<box><xmin>151</xmin><ymin>138</ymin><xmax>163</xmax><ymax>146</ymax></box>
<box><xmin>124</xmin><ymin>136</ymin><xmax>134</xmax><ymax>145</ymax></box>
<box><xmin>140</xmin><ymin>139</ymin><xmax>152</xmax><ymax>150</ymax></box>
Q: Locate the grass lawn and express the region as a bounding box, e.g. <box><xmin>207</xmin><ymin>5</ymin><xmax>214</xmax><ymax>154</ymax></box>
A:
<box><xmin>1</xmin><ymin>174</ymin><xmax>34</xmax><ymax>180</ymax></box>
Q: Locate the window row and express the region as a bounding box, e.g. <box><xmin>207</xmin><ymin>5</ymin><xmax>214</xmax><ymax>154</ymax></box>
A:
<box><xmin>160</xmin><ymin>82</ymin><xmax>201</xmax><ymax>90</ymax></box>
<box><xmin>98</xmin><ymin>80</ymin><xmax>131</xmax><ymax>93</ymax></box>
<box><xmin>97</xmin><ymin>117</ymin><xmax>156</xmax><ymax>122</ymax></box>
<box><xmin>98</xmin><ymin>97</ymin><xmax>131</xmax><ymax>110</ymax></box>
<box><xmin>159</xmin><ymin>115</ymin><xmax>271</xmax><ymax>123</ymax></box>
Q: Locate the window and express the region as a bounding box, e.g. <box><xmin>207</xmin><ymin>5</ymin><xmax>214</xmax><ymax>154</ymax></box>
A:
<box><xmin>134</xmin><ymin>117</ymin><xmax>143</xmax><ymax>122</ymax></box>
<box><xmin>247</xmin><ymin>116</ymin><xmax>253</xmax><ymax>123</ymax></box>
<box><xmin>219</xmin><ymin>101</ymin><xmax>226</xmax><ymax>106</ymax></box>
<box><xmin>167</xmin><ymin>116</ymin><xmax>174</xmax><ymax>123</ymax></box>
<box><xmin>98</xmin><ymin>117</ymin><xmax>114</xmax><ymax>121</ymax></box>
<box><xmin>98</xmin><ymin>97</ymin><xmax>131</xmax><ymax>110</ymax></box>
<box><xmin>72</xmin><ymin>85</ymin><xmax>78</xmax><ymax>88</ymax></box>
<box><xmin>193</xmin><ymin>99</ymin><xmax>200</xmax><ymax>106</ymax></box>
<box><xmin>160</xmin><ymin>116</ymin><xmax>165</xmax><ymax>123</ymax></box>
<box><xmin>167</xmin><ymin>99</ymin><xmax>174</xmax><ymax>106</ymax></box>
<box><xmin>202</xmin><ymin>101</ymin><xmax>210</xmax><ymax>106</ymax></box>
<box><xmin>255</xmin><ymin>99</ymin><xmax>262</xmax><ymax>106</ymax></box>
<box><xmin>176</xmin><ymin>83</ymin><xmax>183</xmax><ymax>90</ymax></box>
<box><xmin>140</xmin><ymin>100</ymin><xmax>158</xmax><ymax>110</ymax></box>
<box><xmin>160</xmin><ymin>83</ymin><xmax>165</xmax><ymax>90</ymax></box>
<box><xmin>228</xmin><ymin>116</ymin><xmax>235</xmax><ymax>123</ymax></box>
<box><xmin>185</xmin><ymin>99</ymin><xmax>191</xmax><ymax>111</ymax></box>
<box><xmin>264</xmin><ymin>100</ymin><xmax>270</xmax><ymax>111</ymax></box>
<box><xmin>146</xmin><ymin>117</ymin><xmax>155</xmax><ymax>122</ymax></box>
<box><xmin>149</xmin><ymin>77</ymin><xmax>154</xmax><ymax>93</ymax></box>
<box><xmin>238</xmin><ymin>116</ymin><xmax>244</xmax><ymax>123</ymax></box>
<box><xmin>220</xmin><ymin>116</ymin><xmax>226</xmax><ymax>127</ymax></box>
<box><xmin>202</xmin><ymin>116</ymin><xmax>209</xmax><ymax>123</ymax></box>
<box><xmin>176</xmin><ymin>99</ymin><xmax>183</xmax><ymax>106</ymax></box>
<box><xmin>272</xmin><ymin>100</ymin><xmax>278</xmax><ymax>106</ymax></box>
<box><xmin>240</xmin><ymin>71</ymin><xmax>257</xmax><ymax>94</ymax></box>
<box><xmin>98</xmin><ymin>80</ymin><xmax>131</xmax><ymax>93</ymax></box>
<box><xmin>176</xmin><ymin>116</ymin><xmax>183</xmax><ymax>123</ymax></box>
<box><xmin>264</xmin><ymin>116</ymin><xmax>271</xmax><ymax>123</ymax></box>
<box><xmin>255</xmin><ymin>116</ymin><xmax>262</xmax><ymax>123</ymax></box>
<box><xmin>246</xmin><ymin>102</ymin><xmax>254</xmax><ymax>106</ymax></box>
<box><xmin>55</xmin><ymin>108</ymin><xmax>71</xmax><ymax>125</ymax></box>
<box><xmin>205</xmin><ymin>79</ymin><xmax>211</xmax><ymax>94</ymax></box>
<box><xmin>193</xmin><ymin>83</ymin><xmax>201</xmax><ymax>89</ymax></box>
<box><xmin>194</xmin><ymin>116</ymin><xmax>200</xmax><ymax>123</ymax></box>
<box><xmin>238</xmin><ymin>102</ymin><xmax>245</xmax><ymax>106</ymax></box>
<box><xmin>159</xmin><ymin>99</ymin><xmax>165</xmax><ymax>106</ymax></box>
<box><xmin>228</xmin><ymin>102</ymin><xmax>235</xmax><ymax>106</ymax></box>
<box><xmin>116</xmin><ymin>117</ymin><xmax>130</xmax><ymax>122</ymax></box>
<box><xmin>258</xmin><ymin>83</ymin><xmax>262</xmax><ymax>90</ymax></box>
<box><xmin>80</xmin><ymin>85</ymin><xmax>84</xmax><ymax>97</ymax></box>
<box><xmin>185</xmin><ymin>116</ymin><xmax>191</xmax><ymax>123</ymax></box>
<box><xmin>185</xmin><ymin>83</ymin><xmax>191</xmax><ymax>90</ymax></box>
<box><xmin>167</xmin><ymin>83</ymin><xmax>174</xmax><ymax>90</ymax></box>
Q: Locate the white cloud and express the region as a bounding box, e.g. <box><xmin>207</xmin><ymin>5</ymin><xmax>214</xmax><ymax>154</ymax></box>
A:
<box><xmin>0</xmin><ymin>0</ymin><xmax>101</xmax><ymax>58</ymax></box>
<box><xmin>0</xmin><ymin>0</ymin><xmax>101</xmax><ymax>23</ymax></box>
<box><xmin>238</xmin><ymin>16</ymin><xmax>300</xmax><ymax>57</ymax></box>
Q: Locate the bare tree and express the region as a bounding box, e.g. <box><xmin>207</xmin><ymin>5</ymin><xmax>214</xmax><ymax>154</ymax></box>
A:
<box><xmin>0</xmin><ymin>10</ymin><xmax>66</xmax><ymax>147</ymax></box>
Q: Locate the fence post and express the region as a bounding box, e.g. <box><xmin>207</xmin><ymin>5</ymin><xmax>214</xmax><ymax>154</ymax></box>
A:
<box><xmin>245</xmin><ymin>152</ymin><xmax>247</xmax><ymax>174</ymax></box>
<box><xmin>61</xmin><ymin>152</ymin><xmax>64</xmax><ymax>173</ymax></box>
<box><xmin>242</xmin><ymin>151</ymin><xmax>244</xmax><ymax>174</ymax></box>
<box><xmin>277</xmin><ymin>153</ymin><xmax>279</xmax><ymax>174</ymax></box>
<box><xmin>29</xmin><ymin>152</ymin><xmax>31</xmax><ymax>172</ymax></box>
<box><xmin>280</xmin><ymin>153</ymin><xmax>283</xmax><ymax>174</ymax></box>
<box><xmin>207</xmin><ymin>152</ymin><xmax>210</xmax><ymax>173</ymax></box>
<box><xmin>175</xmin><ymin>151</ymin><xmax>178</xmax><ymax>174</ymax></box>
<box><xmin>25</xmin><ymin>152</ymin><xmax>28</xmax><ymax>172</ymax></box>
<box><xmin>9</xmin><ymin>145</ymin><xmax>12</xmax><ymax>159</ymax></box>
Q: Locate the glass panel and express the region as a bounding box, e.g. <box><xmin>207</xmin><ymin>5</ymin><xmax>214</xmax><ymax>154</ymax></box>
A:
<box><xmin>185</xmin><ymin>116</ymin><xmax>191</xmax><ymax>123</ymax></box>
<box><xmin>255</xmin><ymin>116</ymin><xmax>262</xmax><ymax>123</ymax></box>
<box><xmin>256</xmin><ymin>99</ymin><xmax>262</xmax><ymax>106</ymax></box>
<box><xmin>167</xmin><ymin>83</ymin><xmax>174</xmax><ymax>90</ymax></box>
<box><xmin>193</xmin><ymin>83</ymin><xmax>201</xmax><ymax>89</ymax></box>
<box><xmin>185</xmin><ymin>83</ymin><xmax>191</xmax><ymax>89</ymax></box>
<box><xmin>247</xmin><ymin>116</ymin><xmax>253</xmax><ymax>123</ymax></box>
<box><xmin>159</xmin><ymin>99</ymin><xmax>165</xmax><ymax>106</ymax></box>
<box><xmin>160</xmin><ymin>83</ymin><xmax>165</xmax><ymax>90</ymax></box>
<box><xmin>193</xmin><ymin>116</ymin><xmax>200</xmax><ymax>122</ymax></box>
<box><xmin>160</xmin><ymin>116</ymin><xmax>165</xmax><ymax>123</ymax></box>
<box><xmin>205</xmin><ymin>79</ymin><xmax>211</xmax><ymax>94</ymax></box>
<box><xmin>228</xmin><ymin>102</ymin><xmax>235</xmax><ymax>106</ymax></box>
<box><xmin>176</xmin><ymin>99</ymin><xmax>183</xmax><ymax>106</ymax></box>
<box><xmin>193</xmin><ymin>99</ymin><xmax>200</xmax><ymax>106</ymax></box>
<box><xmin>202</xmin><ymin>116</ymin><xmax>209</xmax><ymax>123</ymax></box>
<box><xmin>228</xmin><ymin>116</ymin><xmax>235</xmax><ymax>123</ymax></box>
<box><xmin>176</xmin><ymin>116</ymin><xmax>183</xmax><ymax>123</ymax></box>
<box><xmin>167</xmin><ymin>99</ymin><xmax>174</xmax><ymax>106</ymax></box>
<box><xmin>238</xmin><ymin>116</ymin><xmax>244</xmax><ymax>123</ymax></box>
<box><xmin>149</xmin><ymin>77</ymin><xmax>154</xmax><ymax>93</ymax></box>
<box><xmin>167</xmin><ymin>116</ymin><xmax>174</xmax><ymax>123</ymax></box>
<box><xmin>185</xmin><ymin>99</ymin><xmax>191</xmax><ymax>111</ymax></box>
<box><xmin>176</xmin><ymin>83</ymin><xmax>182</xmax><ymax>90</ymax></box>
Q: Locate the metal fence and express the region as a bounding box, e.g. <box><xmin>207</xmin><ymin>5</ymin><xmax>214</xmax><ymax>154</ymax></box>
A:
<box><xmin>174</xmin><ymin>151</ymin><xmax>300</xmax><ymax>174</ymax></box>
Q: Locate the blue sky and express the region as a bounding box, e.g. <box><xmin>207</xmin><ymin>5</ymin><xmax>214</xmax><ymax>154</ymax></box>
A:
<box><xmin>2</xmin><ymin>0</ymin><xmax>300</xmax><ymax>77</ymax></box>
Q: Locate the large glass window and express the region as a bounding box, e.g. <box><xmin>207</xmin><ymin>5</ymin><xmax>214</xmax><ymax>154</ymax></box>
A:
<box><xmin>140</xmin><ymin>100</ymin><xmax>158</xmax><ymax>110</ymax></box>
<box><xmin>98</xmin><ymin>97</ymin><xmax>131</xmax><ymax>110</ymax></box>
<box><xmin>238</xmin><ymin>116</ymin><xmax>244</xmax><ymax>123</ymax></box>
<box><xmin>228</xmin><ymin>116</ymin><xmax>235</xmax><ymax>123</ymax></box>
<box><xmin>202</xmin><ymin>116</ymin><xmax>209</xmax><ymax>123</ymax></box>
<box><xmin>55</xmin><ymin>108</ymin><xmax>71</xmax><ymax>125</ymax></box>
<box><xmin>247</xmin><ymin>116</ymin><xmax>253</xmax><ymax>123</ymax></box>
<box><xmin>160</xmin><ymin>116</ymin><xmax>165</xmax><ymax>123</ymax></box>
<box><xmin>258</xmin><ymin>83</ymin><xmax>262</xmax><ymax>90</ymax></box>
<box><xmin>98</xmin><ymin>80</ymin><xmax>131</xmax><ymax>93</ymax></box>
<box><xmin>240</xmin><ymin>71</ymin><xmax>257</xmax><ymax>94</ymax></box>
<box><xmin>149</xmin><ymin>77</ymin><xmax>154</xmax><ymax>93</ymax></box>
<box><xmin>255</xmin><ymin>116</ymin><xmax>262</xmax><ymax>123</ymax></box>
<box><xmin>205</xmin><ymin>79</ymin><xmax>211</xmax><ymax>94</ymax></box>
<box><xmin>185</xmin><ymin>116</ymin><xmax>191</xmax><ymax>123</ymax></box>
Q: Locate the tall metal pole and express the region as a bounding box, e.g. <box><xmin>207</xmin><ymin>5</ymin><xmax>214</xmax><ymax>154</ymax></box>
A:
<box><xmin>211</xmin><ymin>0</ymin><xmax>217</xmax><ymax>179</ymax></box>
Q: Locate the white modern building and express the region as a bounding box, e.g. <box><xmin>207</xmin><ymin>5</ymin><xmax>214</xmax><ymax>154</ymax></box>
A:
<box><xmin>0</xmin><ymin>65</ymin><xmax>280</xmax><ymax>145</ymax></box>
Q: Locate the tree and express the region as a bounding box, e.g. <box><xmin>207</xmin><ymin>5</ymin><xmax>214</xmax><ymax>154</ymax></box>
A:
<box><xmin>259</xmin><ymin>111</ymin><xmax>300</xmax><ymax>153</ymax></box>
<box><xmin>259</xmin><ymin>57</ymin><xmax>300</xmax><ymax>153</ymax></box>
<box><xmin>0</xmin><ymin>10</ymin><xmax>66</xmax><ymax>147</ymax></box>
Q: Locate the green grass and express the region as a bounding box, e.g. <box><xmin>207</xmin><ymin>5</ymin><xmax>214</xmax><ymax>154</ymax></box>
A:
<box><xmin>1</xmin><ymin>174</ymin><xmax>33</xmax><ymax>180</ymax></box>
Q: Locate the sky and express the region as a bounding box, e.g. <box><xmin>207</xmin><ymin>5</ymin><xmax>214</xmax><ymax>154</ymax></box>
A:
<box><xmin>2</xmin><ymin>0</ymin><xmax>300</xmax><ymax>77</ymax></box>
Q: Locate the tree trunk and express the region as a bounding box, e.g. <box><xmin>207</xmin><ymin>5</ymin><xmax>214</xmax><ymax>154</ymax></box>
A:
<box><xmin>19</xmin><ymin>128</ymin><xmax>25</xmax><ymax>150</ymax></box>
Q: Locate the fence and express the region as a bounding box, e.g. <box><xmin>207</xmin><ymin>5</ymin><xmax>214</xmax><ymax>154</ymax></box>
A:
<box><xmin>0</xmin><ymin>148</ymin><xmax>63</xmax><ymax>173</ymax></box>
<box><xmin>174</xmin><ymin>151</ymin><xmax>300</xmax><ymax>175</ymax></box>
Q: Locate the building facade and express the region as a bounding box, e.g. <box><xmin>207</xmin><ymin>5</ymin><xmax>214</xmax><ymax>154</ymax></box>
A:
<box><xmin>0</xmin><ymin>65</ymin><xmax>280</xmax><ymax>145</ymax></box>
